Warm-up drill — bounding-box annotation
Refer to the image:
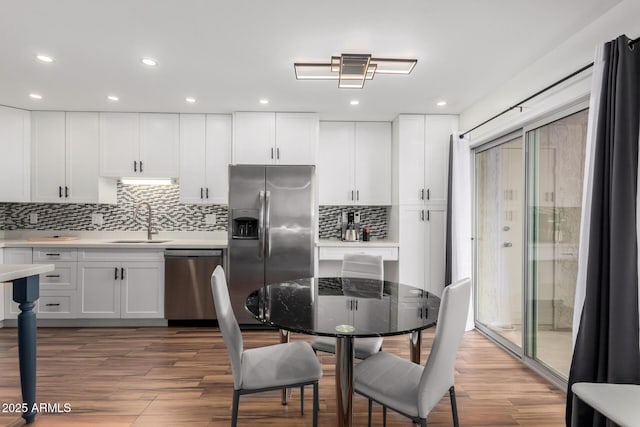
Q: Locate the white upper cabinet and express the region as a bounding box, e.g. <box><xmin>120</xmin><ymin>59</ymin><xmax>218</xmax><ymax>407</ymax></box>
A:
<box><xmin>32</xmin><ymin>111</ymin><xmax>116</xmax><ymax>204</ymax></box>
<box><xmin>0</xmin><ymin>106</ymin><xmax>30</xmax><ymax>202</ymax></box>
<box><xmin>100</xmin><ymin>112</ymin><xmax>179</xmax><ymax>178</ymax></box>
<box><xmin>179</xmin><ymin>114</ymin><xmax>231</xmax><ymax>204</ymax></box>
<box><xmin>318</xmin><ymin>121</ymin><xmax>391</xmax><ymax>205</ymax></box>
<box><xmin>233</xmin><ymin>112</ymin><xmax>318</xmax><ymax>165</ymax></box>
<box><xmin>394</xmin><ymin>114</ymin><xmax>458</xmax><ymax>206</ymax></box>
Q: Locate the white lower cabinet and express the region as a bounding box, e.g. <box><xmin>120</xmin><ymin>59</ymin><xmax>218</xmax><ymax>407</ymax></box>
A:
<box><xmin>77</xmin><ymin>250</ymin><xmax>164</xmax><ymax>319</ymax></box>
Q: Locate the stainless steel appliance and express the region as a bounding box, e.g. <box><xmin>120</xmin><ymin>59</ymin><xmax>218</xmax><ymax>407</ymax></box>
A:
<box><xmin>228</xmin><ymin>165</ymin><xmax>316</xmax><ymax>324</ymax></box>
<box><xmin>164</xmin><ymin>249</ymin><xmax>224</xmax><ymax>320</ymax></box>
<box><xmin>340</xmin><ymin>211</ymin><xmax>361</xmax><ymax>241</ymax></box>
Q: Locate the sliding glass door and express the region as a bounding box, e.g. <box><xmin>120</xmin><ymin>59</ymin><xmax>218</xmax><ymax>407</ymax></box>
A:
<box><xmin>475</xmin><ymin>135</ymin><xmax>524</xmax><ymax>350</ymax></box>
<box><xmin>474</xmin><ymin>104</ymin><xmax>589</xmax><ymax>383</ymax></box>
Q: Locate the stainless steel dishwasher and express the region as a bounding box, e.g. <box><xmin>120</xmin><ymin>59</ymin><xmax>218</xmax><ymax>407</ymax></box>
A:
<box><xmin>164</xmin><ymin>249</ymin><xmax>224</xmax><ymax>321</ymax></box>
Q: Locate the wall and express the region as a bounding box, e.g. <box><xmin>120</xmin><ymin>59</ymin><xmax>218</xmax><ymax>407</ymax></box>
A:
<box><xmin>460</xmin><ymin>0</ymin><xmax>640</xmax><ymax>145</ymax></box>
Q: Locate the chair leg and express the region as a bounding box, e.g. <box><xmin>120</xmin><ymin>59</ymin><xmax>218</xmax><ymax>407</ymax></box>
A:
<box><xmin>449</xmin><ymin>386</ymin><xmax>459</xmax><ymax>427</ymax></box>
<box><xmin>300</xmin><ymin>385</ymin><xmax>304</xmax><ymax>415</ymax></box>
<box><xmin>420</xmin><ymin>418</ymin><xmax>427</xmax><ymax>427</ymax></box>
<box><xmin>367</xmin><ymin>399</ymin><xmax>372</xmax><ymax>427</ymax></box>
<box><xmin>383</xmin><ymin>405</ymin><xmax>387</xmax><ymax>427</ymax></box>
<box><xmin>313</xmin><ymin>382</ymin><xmax>319</xmax><ymax>427</ymax></box>
<box><xmin>231</xmin><ymin>389</ymin><xmax>240</xmax><ymax>427</ymax></box>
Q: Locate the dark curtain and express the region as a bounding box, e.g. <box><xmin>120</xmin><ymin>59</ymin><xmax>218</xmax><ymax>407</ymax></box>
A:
<box><xmin>444</xmin><ymin>136</ymin><xmax>453</xmax><ymax>287</ymax></box>
<box><xmin>566</xmin><ymin>35</ymin><xmax>640</xmax><ymax>426</ymax></box>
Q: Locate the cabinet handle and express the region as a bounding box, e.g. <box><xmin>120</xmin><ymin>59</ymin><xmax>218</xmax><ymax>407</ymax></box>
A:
<box><xmin>355</xmin><ymin>300</ymin><xmax>358</xmax><ymax>310</ymax></box>
<box><xmin>45</xmin><ymin>253</ymin><xmax>60</xmax><ymax>257</ymax></box>
<box><xmin>427</xmin><ymin>210</ymin><xmax>430</xmax><ymax>221</ymax></box>
<box><xmin>276</xmin><ymin>147</ymin><xmax>280</xmax><ymax>160</ymax></box>
<box><xmin>356</xmin><ymin>190</ymin><xmax>359</xmax><ymax>201</ymax></box>
<box><xmin>427</xmin><ymin>189</ymin><xmax>430</xmax><ymax>200</ymax></box>
<box><xmin>206</xmin><ymin>188</ymin><xmax>209</xmax><ymax>199</ymax></box>
<box><xmin>58</xmin><ymin>186</ymin><xmax>62</xmax><ymax>198</ymax></box>
<box><xmin>134</xmin><ymin>161</ymin><xmax>137</xmax><ymax>172</ymax></box>
<box><xmin>121</xmin><ymin>268</ymin><xmax>125</xmax><ymax>280</ymax></box>
<box><xmin>271</xmin><ymin>147</ymin><xmax>274</xmax><ymax>159</ymax></box>
<box><xmin>45</xmin><ymin>303</ymin><xmax>61</xmax><ymax>307</ymax></box>
<box><xmin>421</xmin><ymin>188</ymin><xmax>425</xmax><ymax>200</ymax></box>
<box><xmin>200</xmin><ymin>188</ymin><xmax>204</xmax><ymax>199</ymax></box>
<box><xmin>140</xmin><ymin>161</ymin><xmax>143</xmax><ymax>173</ymax></box>
<box><xmin>65</xmin><ymin>186</ymin><xmax>69</xmax><ymax>198</ymax></box>
<box><xmin>45</xmin><ymin>274</ymin><xmax>60</xmax><ymax>278</ymax></box>
<box><xmin>114</xmin><ymin>267</ymin><xmax>119</xmax><ymax>280</ymax></box>
<box><xmin>421</xmin><ymin>210</ymin><xmax>425</xmax><ymax>221</ymax></box>
<box><xmin>351</xmin><ymin>190</ymin><xmax>354</xmax><ymax>201</ymax></box>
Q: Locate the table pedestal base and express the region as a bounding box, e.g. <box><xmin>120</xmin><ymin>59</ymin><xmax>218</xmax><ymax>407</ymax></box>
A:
<box><xmin>410</xmin><ymin>330</ymin><xmax>422</xmax><ymax>364</ymax></box>
<box><xmin>279</xmin><ymin>329</ymin><xmax>290</xmax><ymax>405</ymax></box>
<box><xmin>336</xmin><ymin>336</ymin><xmax>355</xmax><ymax>427</ymax></box>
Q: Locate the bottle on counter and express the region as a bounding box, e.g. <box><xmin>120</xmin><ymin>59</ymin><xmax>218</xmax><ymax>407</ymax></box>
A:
<box><xmin>362</xmin><ymin>227</ymin><xmax>370</xmax><ymax>241</ymax></box>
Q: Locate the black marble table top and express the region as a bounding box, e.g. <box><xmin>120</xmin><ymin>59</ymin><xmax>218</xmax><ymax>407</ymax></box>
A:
<box><xmin>245</xmin><ymin>277</ymin><xmax>441</xmax><ymax>337</ymax></box>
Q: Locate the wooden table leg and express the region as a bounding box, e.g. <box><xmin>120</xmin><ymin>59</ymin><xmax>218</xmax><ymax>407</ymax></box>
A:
<box><xmin>279</xmin><ymin>329</ymin><xmax>290</xmax><ymax>405</ymax></box>
<box><xmin>13</xmin><ymin>275</ymin><xmax>40</xmax><ymax>424</ymax></box>
<box><xmin>410</xmin><ymin>330</ymin><xmax>422</xmax><ymax>364</ymax></box>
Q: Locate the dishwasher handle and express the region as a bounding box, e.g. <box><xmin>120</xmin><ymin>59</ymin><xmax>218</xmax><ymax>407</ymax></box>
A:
<box><xmin>164</xmin><ymin>249</ymin><xmax>223</xmax><ymax>257</ymax></box>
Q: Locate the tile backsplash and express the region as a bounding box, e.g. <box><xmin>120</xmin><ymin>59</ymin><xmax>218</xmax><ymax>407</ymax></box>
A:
<box><xmin>0</xmin><ymin>184</ymin><xmax>389</xmax><ymax>238</ymax></box>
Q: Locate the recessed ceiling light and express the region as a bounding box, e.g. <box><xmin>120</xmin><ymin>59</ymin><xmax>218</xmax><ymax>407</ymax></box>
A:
<box><xmin>350</xmin><ymin>100</ymin><xmax>359</xmax><ymax>105</ymax></box>
<box><xmin>36</xmin><ymin>54</ymin><xmax>54</xmax><ymax>63</ymax></box>
<box><xmin>436</xmin><ymin>100</ymin><xmax>447</xmax><ymax>107</ymax></box>
<box><xmin>141</xmin><ymin>57</ymin><xmax>158</xmax><ymax>67</ymax></box>
<box><xmin>259</xmin><ymin>99</ymin><xmax>269</xmax><ymax>105</ymax></box>
<box><xmin>185</xmin><ymin>97</ymin><xmax>196</xmax><ymax>103</ymax></box>
<box><xmin>29</xmin><ymin>93</ymin><xmax>42</xmax><ymax>100</ymax></box>
<box><xmin>107</xmin><ymin>95</ymin><xmax>119</xmax><ymax>101</ymax></box>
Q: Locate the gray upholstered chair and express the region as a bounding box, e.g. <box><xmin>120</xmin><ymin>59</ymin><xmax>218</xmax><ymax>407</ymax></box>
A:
<box><xmin>211</xmin><ymin>266</ymin><xmax>322</xmax><ymax>427</ymax></box>
<box><xmin>353</xmin><ymin>277</ymin><xmax>471</xmax><ymax>427</ymax></box>
<box><xmin>571</xmin><ymin>383</ymin><xmax>640</xmax><ymax>427</ymax></box>
<box><xmin>311</xmin><ymin>253</ymin><xmax>384</xmax><ymax>359</ymax></box>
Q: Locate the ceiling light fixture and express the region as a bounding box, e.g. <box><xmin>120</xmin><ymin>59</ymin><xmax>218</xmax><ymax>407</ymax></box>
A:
<box><xmin>140</xmin><ymin>57</ymin><xmax>158</xmax><ymax>67</ymax></box>
<box><xmin>436</xmin><ymin>100</ymin><xmax>447</xmax><ymax>107</ymax></box>
<box><xmin>29</xmin><ymin>93</ymin><xmax>42</xmax><ymax>100</ymax></box>
<box><xmin>294</xmin><ymin>53</ymin><xmax>417</xmax><ymax>89</ymax></box>
<box><xmin>350</xmin><ymin>100</ymin><xmax>359</xmax><ymax>105</ymax></box>
<box><xmin>36</xmin><ymin>54</ymin><xmax>54</xmax><ymax>63</ymax></box>
<box><xmin>185</xmin><ymin>97</ymin><xmax>196</xmax><ymax>103</ymax></box>
<box><xmin>259</xmin><ymin>99</ymin><xmax>269</xmax><ymax>104</ymax></box>
<box><xmin>107</xmin><ymin>95</ymin><xmax>119</xmax><ymax>101</ymax></box>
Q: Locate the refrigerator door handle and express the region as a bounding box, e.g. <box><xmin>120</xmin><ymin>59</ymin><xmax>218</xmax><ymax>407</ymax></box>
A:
<box><xmin>258</xmin><ymin>191</ymin><xmax>265</xmax><ymax>259</ymax></box>
<box><xmin>265</xmin><ymin>190</ymin><xmax>272</xmax><ymax>258</ymax></box>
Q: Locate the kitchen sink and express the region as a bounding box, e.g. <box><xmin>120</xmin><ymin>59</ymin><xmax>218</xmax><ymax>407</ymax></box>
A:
<box><xmin>109</xmin><ymin>240</ymin><xmax>171</xmax><ymax>244</ymax></box>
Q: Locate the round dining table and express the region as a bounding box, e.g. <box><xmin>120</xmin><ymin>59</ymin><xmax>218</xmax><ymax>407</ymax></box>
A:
<box><xmin>245</xmin><ymin>276</ymin><xmax>441</xmax><ymax>427</ymax></box>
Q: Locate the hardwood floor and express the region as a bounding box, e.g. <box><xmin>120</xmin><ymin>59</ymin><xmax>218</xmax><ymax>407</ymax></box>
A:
<box><xmin>0</xmin><ymin>327</ymin><xmax>567</xmax><ymax>426</ymax></box>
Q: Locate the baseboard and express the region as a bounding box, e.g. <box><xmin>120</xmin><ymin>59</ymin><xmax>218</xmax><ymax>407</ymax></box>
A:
<box><xmin>1</xmin><ymin>318</ymin><xmax>168</xmax><ymax>328</ymax></box>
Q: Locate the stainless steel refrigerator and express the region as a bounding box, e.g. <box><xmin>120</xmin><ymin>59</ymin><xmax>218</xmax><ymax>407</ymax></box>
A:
<box><xmin>228</xmin><ymin>165</ymin><xmax>316</xmax><ymax>324</ymax></box>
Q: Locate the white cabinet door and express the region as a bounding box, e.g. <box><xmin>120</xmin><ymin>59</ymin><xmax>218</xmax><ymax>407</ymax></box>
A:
<box><xmin>396</xmin><ymin>115</ymin><xmax>426</xmax><ymax>205</ymax></box>
<box><xmin>139</xmin><ymin>113</ymin><xmax>179</xmax><ymax>177</ymax></box>
<box><xmin>205</xmin><ymin>114</ymin><xmax>231</xmax><ymax>204</ymax></box>
<box><xmin>355</xmin><ymin>122</ymin><xmax>391</xmax><ymax>205</ymax></box>
<box><xmin>275</xmin><ymin>113</ymin><xmax>318</xmax><ymax>165</ymax></box>
<box><xmin>318</xmin><ymin>122</ymin><xmax>355</xmax><ymax>205</ymax></box>
<box><xmin>425</xmin><ymin>115</ymin><xmax>457</xmax><ymax>205</ymax></box>
<box><xmin>179</xmin><ymin>114</ymin><xmax>207</xmax><ymax>204</ymax></box>
<box><xmin>66</xmin><ymin>112</ymin><xmax>113</xmax><ymax>203</ymax></box>
<box><xmin>425</xmin><ymin>206</ymin><xmax>447</xmax><ymax>297</ymax></box>
<box><xmin>78</xmin><ymin>262</ymin><xmax>120</xmax><ymax>318</ymax></box>
<box><xmin>100</xmin><ymin>113</ymin><xmax>139</xmax><ymax>177</ymax></box>
<box><xmin>0</xmin><ymin>106</ymin><xmax>30</xmax><ymax>202</ymax></box>
<box><xmin>31</xmin><ymin>111</ymin><xmax>66</xmax><ymax>202</ymax></box>
<box><xmin>121</xmin><ymin>262</ymin><xmax>164</xmax><ymax>318</ymax></box>
<box><xmin>398</xmin><ymin>206</ymin><xmax>427</xmax><ymax>290</ymax></box>
<box><xmin>233</xmin><ymin>112</ymin><xmax>276</xmax><ymax>164</ymax></box>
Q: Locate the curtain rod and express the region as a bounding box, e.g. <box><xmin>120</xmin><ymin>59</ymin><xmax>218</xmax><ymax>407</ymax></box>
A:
<box><xmin>459</xmin><ymin>35</ymin><xmax>640</xmax><ymax>139</ymax></box>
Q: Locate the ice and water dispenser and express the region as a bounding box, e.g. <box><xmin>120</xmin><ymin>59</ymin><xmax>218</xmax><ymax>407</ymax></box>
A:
<box><xmin>231</xmin><ymin>209</ymin><xmax>259</xmax><ymax>239</ymax></box>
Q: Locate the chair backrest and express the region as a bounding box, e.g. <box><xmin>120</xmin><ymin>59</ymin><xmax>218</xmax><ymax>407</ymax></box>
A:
<box><xmin>341</xmin><ymin>253</ymin><xmax>384</xmax><ymax>280</ymax></box>
<box><xmin>417</xmin><ymin>277</ymin><xmax>471</xmax><ymax>417</ymax></box>
<box><xmin>210</xmin><ymin>266</ymin><xmax>243</xmax><ymax>389</ymax></box>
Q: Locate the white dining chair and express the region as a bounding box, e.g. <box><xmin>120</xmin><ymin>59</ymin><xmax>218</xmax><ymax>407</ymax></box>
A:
<box><xmin>210</xmin><ymin>266</ymin><xmax>322</xmax><ymax>427</ymax></box>
<box><xmin>353</xmin><ymin>277</ymin><xmax>471</xmax><ymax>427</ymax></box>
<box><xmin>571</xmin><ymin>382</ymin><xmax>640</xmax><ymax>427</ymax></box>
<box><xmin>311</xmin><ymin>253</ymin><xmax>385</xmax><ymax>359</ymax></box>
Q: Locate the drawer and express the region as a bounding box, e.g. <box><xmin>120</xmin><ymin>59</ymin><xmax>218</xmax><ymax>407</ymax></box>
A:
<box><xmin>37</xmin><ymin>262</ymin><xmax>77</xmax><ymax>291</ymax></box>
<box><xmin>78</xmin><ymin>249</ymin><xmax>164</xmax><ymax>262</ymax></box>
<box><xmin>38</xmin><ymin>293</ymin><xmax>76</xmax><ymax>318</ymax></box>
<box><xmin>33</xmin><ymin>248</ymin><xmax>77</xmax><ymax>262</ymax></box>
<box><xmin>318</xmin><ymin>246</ymin><xmax>399</xmax><ymax>261</ymax></box>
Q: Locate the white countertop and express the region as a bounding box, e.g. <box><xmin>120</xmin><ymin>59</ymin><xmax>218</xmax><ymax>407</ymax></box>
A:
<box><xmin>317</xmin><ymin>239</ymin><xmax>399</xmax><ymax>247</ymax></box>
<box><xmin>0</xmin><ymin>238</ymin><xmax>228</xmax><ymax>249</ymax></box>
<box><xmin>0</xmin><ymin>264</ymin><xmax>55</xmax><ymax>282</ymax></box>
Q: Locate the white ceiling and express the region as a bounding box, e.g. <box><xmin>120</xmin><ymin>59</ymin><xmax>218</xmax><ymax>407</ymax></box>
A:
<box><xmin>0</xmin><ymin>0</ymin><xmax>620</xmax><ymax>120</ymax></box>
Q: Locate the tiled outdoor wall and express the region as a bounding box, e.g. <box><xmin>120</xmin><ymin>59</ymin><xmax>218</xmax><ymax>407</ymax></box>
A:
<box><xmin>318</xmin><ymin>206</ymin><xmax>388</xmax><ymax>239</ymax></box>
<box><xmin>0</xmin><ymin>183</ymin><xmax>228</xmax><ymax>231</ymax></box>
<box><xmin>0</xmin><ymin>184</ymin><xmax>388</xmax><ymax>237</ymax></box>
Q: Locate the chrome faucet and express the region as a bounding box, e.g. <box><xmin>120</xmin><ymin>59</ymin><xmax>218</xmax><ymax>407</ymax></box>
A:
<box><xmin>134</xmin><ymin>202</ymin><xmax>157</xmax><ymax>241</ymax></box>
